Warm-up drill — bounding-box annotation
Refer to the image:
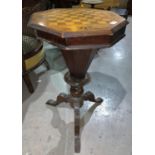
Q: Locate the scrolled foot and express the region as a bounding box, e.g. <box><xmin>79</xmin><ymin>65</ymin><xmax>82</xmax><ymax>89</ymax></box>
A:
<box><xmin>46</xmin><ymin>99</ymin><xmax>59</xmax><ymax>106</ymax></box>
<box><xmin>83</xmin><ymin>91</ymin><xmax>103</xmax><ymax>104</ymax></box>
<box><xmin>95</xmin><ymin>97</ymin><xmax>103</xmax><ymax>104</ymax></box>
<box><xmin>46</xmin><ymin>93</ymin><xmax>69</xmax><ymax>106</ymax></box>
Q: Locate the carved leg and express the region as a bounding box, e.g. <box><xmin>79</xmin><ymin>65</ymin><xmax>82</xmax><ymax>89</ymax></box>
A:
<box><xmin>46</xmin><ymin>93</ymin><xmax>69</xmax><ymax>106</ymax></box>
<box><xmin>44</xmin><ymin>59</ymin><xmax>50</xmax><ymax>70</ymax></box>
<box><xmin>23</xmin><ymin>74</ymin><xmax>34</xmax><ymax>93</ymax></box>
<box><xmin>74</xmin><ymin>104</ymin><xmax>81</xmax><ymax>153</ymax></box>
<box><xmin>83</xmin><ymin>91</ymin><xmax>103</xmax><ymax>104</ymax></box>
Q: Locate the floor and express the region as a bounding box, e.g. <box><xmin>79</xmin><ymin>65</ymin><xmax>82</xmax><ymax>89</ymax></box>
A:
<box><xmin>22</xmin><ymin>17</ymin><xmax>132</xmax><ymax>155</ymax></box>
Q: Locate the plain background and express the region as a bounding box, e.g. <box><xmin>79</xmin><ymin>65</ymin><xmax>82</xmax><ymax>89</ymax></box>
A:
<box><xmin>0</xmin><ymin>0</ymin><xmax>155</xmax><ymax>154</ymax></box>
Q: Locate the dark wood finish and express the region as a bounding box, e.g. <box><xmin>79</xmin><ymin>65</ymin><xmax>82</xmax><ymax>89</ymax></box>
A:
<box><xmin>23</xmin><ymin>74</ymin><xmax>34</xmax><ymax>93</ymax></box>
<box><xmin>127</xmin><ymin>0</ymin><xmax>132</xmax><ymax>15</ymax></box>
<box><xmin>52</xmin><ymin>0</ymin><xmax>80</xmax><ymax>8</ymax></box>
<box><xmin>28</xmin><ymin>8</ymin><xmax>127</xmax><ymax>152</ymax></box>
<box><xmin>44</xmin><ymin>59</ymin><xmax>50</xmax><ymax>70</ymax></box>
<box><xmin>35</xmin><ymin>26</ymin><xmax>126</xmax><ymax>50</ymax></box>
<box><xmin>28</xmin><ymin>9</ymin><xmax>128</xmax><ymax>50</ymax></box>
<box><xmin>61</xmin><ymin>49</ymin><xmax>96</xmax><ymax>78</ymax></box>
<box><xmin>22</xmin><ymin>0</ymin><xmax>49</xmax><ymax>8</ymax></box>
<box><xmin>74</xmin><ymin>104</ymin><xmax>81</xmax><ymax>152</ymax></box>
<box><xmin>23</xmin><ymin>0</ymin><xmax>40</xmax><ymax>8</ymax></box>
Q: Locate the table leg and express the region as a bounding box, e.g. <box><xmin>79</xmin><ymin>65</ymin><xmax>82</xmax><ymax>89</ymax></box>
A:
<box><xmin>74</xmin><ymin>102</ymin><xmax>81</xmax><ymax>153</ymax></box>
<box><xmin>46</xmin><ymin>72</ymin><xmax>103</xmax><ymax>153</ymax></box>
<box><xmin>23</xmin><ymin>73</ymin><xmax>34</xmax><ymax>93</ymax></box>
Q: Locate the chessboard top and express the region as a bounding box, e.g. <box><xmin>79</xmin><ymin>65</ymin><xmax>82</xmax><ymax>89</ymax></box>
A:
<box><xmin>28</xmin><ymin>8</ymin><xmax>127</xmax><ymax>38</ymax></box>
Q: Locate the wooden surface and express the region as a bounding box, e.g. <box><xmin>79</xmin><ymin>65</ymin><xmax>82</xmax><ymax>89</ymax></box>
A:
<box><xmin>62</xmin><ymin>49</ymin><xmax>96</xmax><ymax>78</ymax></box>
<box><xmin>29</xmin><ymin>8</ymin><xmax>127</xmax><ymax>37</ymax></box>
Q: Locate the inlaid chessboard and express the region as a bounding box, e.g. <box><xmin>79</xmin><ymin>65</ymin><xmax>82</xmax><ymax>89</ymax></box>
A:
<box><xmin>29</xmin><ymin>8</ymin><xmax>126</xmax><ymax>37</ymax></box>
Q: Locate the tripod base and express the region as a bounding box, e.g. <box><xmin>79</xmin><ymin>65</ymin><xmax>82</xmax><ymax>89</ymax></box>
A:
<box><xmin>46</xmin><ymin>72</ymin><xmax>103</xmax><ymax>153</ymax></box>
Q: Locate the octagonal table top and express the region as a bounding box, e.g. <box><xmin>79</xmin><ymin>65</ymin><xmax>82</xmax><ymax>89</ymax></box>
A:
<box><xmin>28</xmin><ymin>8</ymin><xmax>127</xmax><ymax>38</ymax></box>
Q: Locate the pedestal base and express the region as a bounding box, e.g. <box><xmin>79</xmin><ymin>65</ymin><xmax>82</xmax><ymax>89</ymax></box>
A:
<box><xmin>46</xmin><ymin>72</ymin><xmax>103</xmax><ymax>153</ymax></box>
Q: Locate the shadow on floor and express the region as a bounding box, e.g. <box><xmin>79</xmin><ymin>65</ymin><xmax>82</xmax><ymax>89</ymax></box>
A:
<box><xmin>85</xmin><ymin>72</ymin><xmax>126</xmax><ymax>113</ymax></box>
